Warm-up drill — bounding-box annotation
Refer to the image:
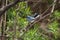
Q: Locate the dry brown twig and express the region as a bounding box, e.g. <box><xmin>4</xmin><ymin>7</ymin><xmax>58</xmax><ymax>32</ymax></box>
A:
<box><xmin>0</xmin><ymin>0</ymin><xmax>26</xmax><ymax>17</ymax></box>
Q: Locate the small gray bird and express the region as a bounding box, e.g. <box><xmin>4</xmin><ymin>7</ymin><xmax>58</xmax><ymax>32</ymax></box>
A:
<box><xmin>27</xmin><ymin>13</ymin><xmax>40</xmax><ymax>23</ymax></box>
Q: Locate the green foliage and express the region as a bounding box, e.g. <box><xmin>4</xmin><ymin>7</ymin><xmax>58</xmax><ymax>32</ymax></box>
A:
<box><xmin>53</xmin><ymin>10</ymin><xmax>60</xmax><ymax>19</ymax></box>
<box><xmin>47</xmin><ymin>0</ymin><xmax>53</xmax><ymax>4</ymax></box>
<box><xmin>23</xmin><ymin>24</ymin><xmax>49</xmax><ymax>40</ymax></box>
<box><xmin>48</xmin><ymin>21</ymin><xmax>58</xmax><ymax>33</ymax></box>
<box><xmin>23</xmin><ymin>24</ymin><xmax>40</xmax><ymax>40</ymax></box>
<box><xmin>17</xmin><ymin>17</ymin><xmax>28</xmax><ymax>28</ymax></box>
<box><xmin>18</xmin><ymin>2</ymin><xmax>32</xmax><ymax>17</ymax></box>
<box><xmin>48</xmin><ymin>10</ymin><xmax>60</xmax><ymax>39</ymax></box>
<box><xmin>6</xmin><ymin>2</ymin><xmax>32</xmax><ymax>40</ymax></box>
<box><xmin>7</xmin><ymin>8</ymin><xmax>14</xmax><ymax>20</ymax></box>
<box><xmin>7</xmin><ymin>2</ymin><xmax>31</xmax><ymax>28</ymax></box>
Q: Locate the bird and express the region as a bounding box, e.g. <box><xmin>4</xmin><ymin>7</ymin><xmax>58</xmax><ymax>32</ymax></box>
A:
<box><xmin>27</xmin><ymin>13</ymin><xmax>40</xmax><ymax>23</ymax></box>
<box><xmin>27</xmin><ymin>16</ymin><xmax>35</xmax><ymax>23</ymax></box>
<box><xmin>33</xmin><ymin>13</ymin><xmax>39</xmax><ymax>17</ymax></box>
<box><xmin>33</xmin><ymin>13</ymin><xmax>40</xmax><ymax>18</ymax></box>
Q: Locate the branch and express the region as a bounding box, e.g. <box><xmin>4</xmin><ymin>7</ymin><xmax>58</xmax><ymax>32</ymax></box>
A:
<box><xmin>0</xmin><ymin>0</ymin><xmax>26</xmax><ymax>17</ymax></box>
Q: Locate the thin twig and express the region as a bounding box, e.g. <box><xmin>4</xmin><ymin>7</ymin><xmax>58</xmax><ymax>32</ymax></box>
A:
<box><xmin>0</xmin><ymin>0</ymin><xmax>26</xmax><ymax>17</ymax></box>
